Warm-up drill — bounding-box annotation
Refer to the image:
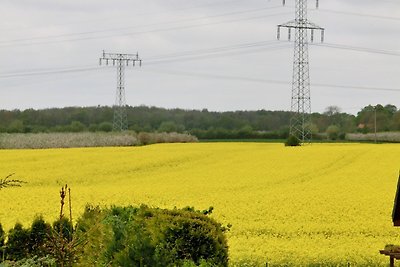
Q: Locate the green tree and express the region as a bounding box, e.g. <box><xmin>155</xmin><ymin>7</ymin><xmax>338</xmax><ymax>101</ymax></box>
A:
<box><xmin>305</xmin><ymin>122</ymin><xmax>319</xmax><ymax>135</ymax></box>
<box><xmin>69</xmin><ymin>121</ymin><xmax>86</xmax><ymax>132</ymax></box>
<box><xmin>237</xmin><ymin>125</ymin><xmax>253</xmax><ymax>138</ymax></box>
<box><xmin>158</xmin><ymin>121</ymin><xmax>178</xmax><ymax>133</ymax></box>
<box><xmin>326</xmin><ymin>125</ymin><xmax>340</xmax><ymax>140</ymax></box>
<box><xmin>98</xmin><ymin>122</ymin><xmax>113</xmax><ymax>132</ymax></box>
<box><xmin>6</xmin><ymin>223</ymin><xmax>30</xmax><ymax>261</ymax></box>
<box><xmin>7</xmin><ymin>120</ymin><xmax>24</xmax><ymax>133</ymax></box>
<box><xmin>29</xmin><ymin>216</ymin><xmax>52</xmax><ymax>256</ymax></box>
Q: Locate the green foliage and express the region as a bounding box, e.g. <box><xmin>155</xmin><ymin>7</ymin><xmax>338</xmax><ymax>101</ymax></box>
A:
<box><xmin>181</xmin><ymin>259</ymin><xmax>216</xmax><ymax>267</ymax></box>
<box><xmin>69</xmin><ymin>121</ymin><xmax>85</xmax><ymax>133</ymax></box>
<box><xmin>2</xmin><ymin>205</ymin><xmax>227</xmax><ymax>265</ymax></box>
<box><xmin>0</xmin><ymin>223</ymin><xmax>4</xmax><ymax>260</ymax></box>
<box><xmin>1</xmin><ymin>256</ymin><xmax>56</xmax><ymax>267</ymax></box>
<box><xmin>74</xmin><ymin>206</ymin><xmax>113</xmax><ymax>266</ymax></box>
<box><xmin>7</xmin><ymin>120</ymin><xmax>24</xmax><ymax>133</ymax></box>
<box><xmin>52</xmin><ymin>218</ymin><xmax>73</xmax><ymax>242</ymax></box>
<box><xmin>326</xmin><ymin>125</ymin><xmax>340</xmax><ymax>140</ymax></box>
<box><xmin>46</xmin><ymin>217</ymin><xmax>85</xmax><ymax>267</ymax></box>
<box><xmin>158</xmin><ymin>121</ymin><xmax>178</xmax><ymax>133</ymax></box>
<box><xmin>6</xmin><ymin>223</ymin><xmax>30</xmax><ymax>261</ymax></box>
<box><xmin>285</xmin><ymin>135</ymin><xmax>301</xmax><ymax>146</ymax></box>
<box><xmin>76</xmin><ymin>205</ymin><xmax>229</xmax><ymax>266</ymax></box>
<box><xmin>1</xmin><ymin>104</ymin><xmax>400</xmax><ymax>138</ymax></box>
<box><xmin>98</xmin><ymin>122</ymin><xmax>113</xmax><ymax>132</ymax></box>
<box><xmin>88</xmin><ymin>124</ymin><xmax>98</xmax><ymax>132</ymax></box>
<box><xmin>0</xmin><ymin>105</ymin><xmax>357</xmax><ymax>139</ymax></box>
<box><xmin>29</xmin><ymin>217</ymin><xmax>51</xmax><ymax>257</ymax></box>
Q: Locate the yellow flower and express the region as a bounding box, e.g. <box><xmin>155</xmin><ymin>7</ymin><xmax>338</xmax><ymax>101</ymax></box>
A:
<box><xmin>0</xmin><ymin>143</ymin><xmax>399</xmax><ymax>265</ymax></box>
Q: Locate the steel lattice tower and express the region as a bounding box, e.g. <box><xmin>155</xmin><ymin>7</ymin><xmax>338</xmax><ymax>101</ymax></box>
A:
<box><xmin>277</xmin><ymin>0</ymin><xmax>324</xmax><ymax>143</ymax></box>
<box><xmin>100</xmin><ymin>51</ymin><xmax>142</xmax><ymax>131</ymax></box>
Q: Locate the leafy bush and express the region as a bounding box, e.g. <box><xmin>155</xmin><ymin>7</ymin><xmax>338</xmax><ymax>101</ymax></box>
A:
<box><xmin>0</xmin><ymin>205</ymin><xmax>227</xmax><ymax>265</ymax></box>
<box><xmin>29</xmin><ymin>216</ymin><xmax>51</xmax><ymax>257</ymax></box>
<box><xmin>98</xmin><ymin>122</ymin><xmax>113</xmax><ymax>132</ymax></box>
<box><xmin>285</xmin><ymin>135</ymin><xmax>301</xmax><ymax>146</ymax></box>
<box><xmin>326</xmin><ymin>125</ymin><xmax>340</xmax><ymax>140</ymax></box>
<box><xmin>52</xmin><ymin>218</ymin><xmax>73</xmax><ymax>242</ymax></box>
<box><xmin>76</xmin><ymin>205</ymin><xmax>229</xmax><ymax>266</ymax></box>
<box><xmin>0</xmin><ymin>223</ymin><xmax>4</xmax><ymax>260</ymax></box>
<box><xmin>1</xmin><ymin>255</ymin><xmax>56</xmax><ymax>266</ymax></box>
<box><xmin>6</xmin><ymin>223</ymin><xmax>30</xmax><ymax>261</ymax></box>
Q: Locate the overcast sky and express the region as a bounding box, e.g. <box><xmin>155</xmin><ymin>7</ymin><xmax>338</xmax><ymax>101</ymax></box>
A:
<box><xmin>0</xmin><ymin>0</ymin><xmax>399</xmax><ymax>114</ymax></box>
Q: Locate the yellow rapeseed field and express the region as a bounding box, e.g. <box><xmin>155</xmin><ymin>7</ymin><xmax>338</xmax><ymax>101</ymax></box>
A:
<box><xmin>0</xmin><ymin>143</ymin><xmax>399</xmax><ymax>265</ymax></box>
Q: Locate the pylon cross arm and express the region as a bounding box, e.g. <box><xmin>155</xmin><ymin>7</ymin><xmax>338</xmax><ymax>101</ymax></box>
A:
<box><xmin>278</xmin><ymin>20</ymin><xmax>323</xmax><ymax>30</ymax></box>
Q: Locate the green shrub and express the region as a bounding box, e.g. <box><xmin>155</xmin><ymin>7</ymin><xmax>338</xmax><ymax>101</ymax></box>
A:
<box><xmin>52</xmin><ymin>217</ymin><xmax>73</xmax><ymax>242</ymax></box>
<box><xmin>1</xmin><ymin>205</ymin><xmax>227</xmax><ymax>265</ymax></box>
<box><xmin>285</xmin><ymin>135</ymin><xmax>301</xmax><ymax>146</ymax></box>
<box><xmin>29</xmin><ymin>216</ymin><xmax>51</xmax><ymax>257</ymax></box>
<box><xmin>4</xmin><ymin>255</ymin><xmax>56</xmax><ymax>266</ymax></box>
<box><xmin>326</xmin><ymin>125</ymin><xmax>340</xmax><ymax>140</ymax></box>
<box><xmin>98</xmin><ymin>122</ymin><xmax>113</xmax><ymax>132</ymax></box>
<box><xmin>76</xmin><ymin>205</ymin><xmax>229</xmax><ymax>266</ymax></box>
<box><xmin>6</xmin><ymin>223</ymin><xmax>30</xmax><ymax>261</ymax></box>
<box><xmin>0</xmin><ymin>223</ymin><xmax>4</xmax><ymax>260</ymax></box>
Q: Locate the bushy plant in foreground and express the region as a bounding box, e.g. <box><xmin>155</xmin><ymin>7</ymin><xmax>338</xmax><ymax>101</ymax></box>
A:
<box><xmin>0</xmin><ymin>223</ymin><xmax>4</xmax><ymax>260</ymax></box>
<box><xmin>6</xmin><ymin>223</ymin><xmax>30</xmax><ymax>261</ymax></box>
<box><xmin>76</xmin><ymin>205</ymin><xmax>229</xmax><ymax>266</ymax></box>
<box><xmin>29</xmin><ymin>216</ymin><xmax>51</xmax><ymax>257</ymax></box>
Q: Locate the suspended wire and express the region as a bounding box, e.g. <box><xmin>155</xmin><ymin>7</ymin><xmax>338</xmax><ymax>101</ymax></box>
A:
<box><xmin>141</xmin><ymin>68</ymin><xmax>400</xmax><ymax>93</ymax></box>
<box><xmin>3</xmin><ymin>4</ymin><xmax>398</xmax><ymax>49</ymax></box>
<box><xmin>0</xmin><ymin>6</ymin><xmax>285</xmax><ymax>47</ymax></box>
<box><xmin>1</xmin><ymin>38</ymin><xmax>399</xmax><ymax>78</ymax></box>
<box><xmin>0</xmin><ymin>0</ymin><xmax>250</xmax><ymax>32</ymax></box>
<box><xmin>0</xmin><ymin>64</ymin><xmax>399</xmax><ymax>94</ymax></box>
<box><xmin>0</xmin><ymin>66</ymin><xmax>99</xmax><ymax>79</ymax></box>
<box><xmin>311</xmin><ymin>43</ymin><xmax>400</xmax><ymax>57</ymax></box>
<box><xmin>313</xmin><ymin>8</ymin><xmax>400</xmax><ymax>22</ymax></box>
<box><xmin>0</xmin><ymin>43</ymin><xmax>291</xmax><ymax>79</ymax></box>
<box><xmin>146</xmin><ymin>40</ymin><xmax>280</xmax><ymax>60</ymax></box>
<box><xmin>146</xmin><ymin>43</ymin><xmax>292</xmax><ymax>65</ymax></box>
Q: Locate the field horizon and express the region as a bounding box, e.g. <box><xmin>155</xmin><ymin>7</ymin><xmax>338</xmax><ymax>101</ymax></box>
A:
<box><xmin>0</xmin><ymin>142</ymin><xmax>399</xmax><ymax>265</ymax></box>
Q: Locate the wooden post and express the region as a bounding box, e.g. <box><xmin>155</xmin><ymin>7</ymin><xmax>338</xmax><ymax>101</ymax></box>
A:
<box><xmin>390</xmin><ymin>256</ymin><xmax>394</xmax><ymax>267</ymax></box>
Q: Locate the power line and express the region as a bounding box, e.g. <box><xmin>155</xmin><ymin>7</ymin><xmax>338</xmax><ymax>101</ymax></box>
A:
<box><xmin>0</xmin><ymin>65</ymin><xmax>399</xmax><ymax>94</ymax></box>
<box><xmin>146</xmin><ymin>43</ymin><xmax>292</xmax><ymax>65</ymax></box>
<box><xmin>141</xmin><ymin>68</ymin><xmax>400</xmax><ymax>93</ymax></box>
<box><xmin>0</xmin><ymin>38</ymin><xmax>398</xmax><ymax>79</ymax></box>
<box><xmin>311</xmin><ymin>42</ymin><xmax>400</xmax><ymax>57</ymax></box>
<box><xmin>314</xmin><ymin>8</ymin><xmax>400</xmax><ymax>22</ymax></box>
<box><xmin>0</xmin><ymin>66</ymin><xmax>99</xmax><ymax>79</ymax></box>
<box><xmin>0</xmin><ymin>6</ymin><xmax>285</xmax><ymax>47</ymax></box>
<box><xmin>0</xmin><ymin>0</ymin><xmax>249</xmax><ymax>32</ymax></box>
<box><xmin>146</xmin><ymin>40</ymin><xmax>280</xmax><ymax>60</ymax></box>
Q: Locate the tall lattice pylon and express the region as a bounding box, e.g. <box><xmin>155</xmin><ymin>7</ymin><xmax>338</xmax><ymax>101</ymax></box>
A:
<box><xmin>99</xmin><ymin>51</ymin><xmax>142</xmax><ymax>131</ymax></box>
<box><xmin>277</xmin><ymin>0</ymin><xmax>324</xmax><ymax>143</ymax></box>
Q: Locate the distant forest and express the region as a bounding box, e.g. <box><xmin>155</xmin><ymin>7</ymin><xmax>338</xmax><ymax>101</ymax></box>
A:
<box><xmin>0</xmin><ymin>104</ymin><xmax>399</xmax><ymax>139</ymax></box>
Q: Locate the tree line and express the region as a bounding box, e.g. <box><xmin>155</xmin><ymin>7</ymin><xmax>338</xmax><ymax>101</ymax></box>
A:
<box><xmin>0</xmin><ymin>104</ymin><xmax>399</xmax><ymax>139</ymax></box>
